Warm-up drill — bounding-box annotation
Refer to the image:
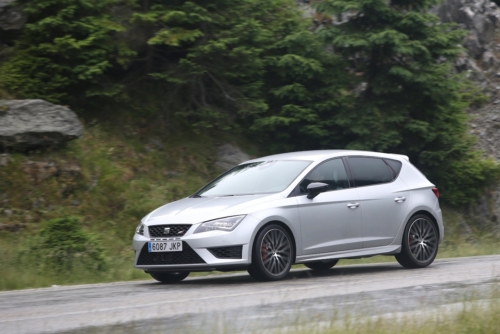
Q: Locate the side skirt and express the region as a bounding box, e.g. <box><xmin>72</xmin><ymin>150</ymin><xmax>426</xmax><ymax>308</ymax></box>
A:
<box><xmin>296</xmin><ymin>245</ymin><xmax>401</xmax><ymax>263</ymax></box>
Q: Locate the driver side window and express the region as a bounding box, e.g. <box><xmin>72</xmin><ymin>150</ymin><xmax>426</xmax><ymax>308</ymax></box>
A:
<box><xmin>299</xmin><ymin>159</ymin><xmax>350</xmax><ymax>195</ymax></box>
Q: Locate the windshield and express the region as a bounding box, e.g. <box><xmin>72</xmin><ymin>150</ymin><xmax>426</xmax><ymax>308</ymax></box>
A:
<box><xmin>195</xmin><ymin>160</ymin><xmax>311</xmax><ymax>197</ymax></box>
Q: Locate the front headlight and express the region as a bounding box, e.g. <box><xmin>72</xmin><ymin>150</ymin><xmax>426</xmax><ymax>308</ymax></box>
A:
<box><xmin>136</xmin><ymin>223</ymin><xmax>145</xmax><ymax>235</ymax></box>
<box><xmin>194</xmin><ymin>215</ymin><xmax>246</xmax><ymax>234</ymax></box>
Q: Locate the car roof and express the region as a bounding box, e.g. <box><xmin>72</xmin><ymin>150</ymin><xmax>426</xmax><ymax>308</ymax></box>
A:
<box><xmin>244</xmin><ymin>150</ymin><xmax>409</xmax><ymax>163</ymax></box>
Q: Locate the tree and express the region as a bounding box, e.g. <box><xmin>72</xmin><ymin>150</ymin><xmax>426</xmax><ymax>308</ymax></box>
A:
<box><xmin>253</xmin><ymin>27</ymin><xmax>354</xmax><ymax>152</ymax></box>
<box><xmin>0</xmin><ymin>0</ymin><xmax>132</xmax><ymax>105</ymax></box>
<box><xmin>287</xmin><ymin>0</ymin><xmax>500</xmax><ymax>205</ymax></box>
<box><xmin>128</xmin><ymin>0</ymin><xmax>309</xmax><ymax>130</ymax></box>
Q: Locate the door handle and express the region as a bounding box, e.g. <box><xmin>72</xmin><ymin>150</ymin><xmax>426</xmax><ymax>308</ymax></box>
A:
<box><xmin>394</xmin><ymin>197</ymin><xmax>406</xmax><ymax>203</ymax></box>
<box><xmin>347</xmin><ymin>203</ymin><xmax>360</xmax><ymax>209</ymax></box>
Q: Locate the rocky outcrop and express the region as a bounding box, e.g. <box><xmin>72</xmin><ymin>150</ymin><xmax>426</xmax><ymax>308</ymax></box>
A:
<box><xmin>0</xmin><ymin>0</ymin><xmax>26</xmax><ymax>31</ymax></box>
<box><xmin>215</xmin><ymin>144</ymin><xmax>250</xmax><ymax>171</ymax></box>
<box><xmin>429</xmin><ymin>0</ymin><xmax>500</xmax><ymax>95</ymax></box>
<box><xmin>468</xmin><ymin>103</ymin><xmax>500</xmax><ymax>233</ymax></box>
<box><xmin>432</xmin><ymin>0</ymin><xmax>500</xmax><ymax>56</ymax></box>
<box><xmin>0</xmin><ymin>100</ymin><xmax>84</xmax><ymax>151</ymax></box>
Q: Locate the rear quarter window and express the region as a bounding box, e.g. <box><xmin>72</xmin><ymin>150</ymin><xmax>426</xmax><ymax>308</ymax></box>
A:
<box><xmin>347</xmin><ymin>157</ymin><xmax>394</xmax><ymax>187</ymax></box>
<box><xmin>384</xmin><ymin>159</ymin><xmax>402</xmax><ymax>178</ymax></box>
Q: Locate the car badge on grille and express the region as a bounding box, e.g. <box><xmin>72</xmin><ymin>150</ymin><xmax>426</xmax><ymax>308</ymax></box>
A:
<box><xmin>164</xmin><ymin>227</ymin><xmax>170</xmax><ymax>234</ymax></box>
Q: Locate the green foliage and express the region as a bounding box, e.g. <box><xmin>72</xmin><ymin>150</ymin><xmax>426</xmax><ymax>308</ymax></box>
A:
<box><xmin>20</xmin><ymin>216</ymin><xmax>107</xmax><ymax>274</ymax></box>
<box><xmin>253</xmin><ymin>28</ymin><xmax>353</xmax><ymax>151</ymax></box>
<box><xmin>0</xmin><ymin>0</ymin><xmax>498</xmax><ymax>207</ymax></box>
<box><xmin>0</xmin><ymin>0</ymin><xmax>133</xmax><ymax>105</ymax></box>
<box><xmin>278</xmin><ymin>0</ymin><xmax>500</xmax><ymax>206</ymax></box>
<box><xmin>128</xmin><ymin>0</ymin><xmax>309</xmax><ymax>129</ymax></box>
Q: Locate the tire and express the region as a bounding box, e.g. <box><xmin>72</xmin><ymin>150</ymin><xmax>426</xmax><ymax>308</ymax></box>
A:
<box><xmin>149</xmin><ymin>271</ymin><xmax>190</xmax><ymax>283</ymax></box>
<box><xmin>395</xmin><ymin>214</ymin><xmax>439</xmax><ymax>269</ymax></box>
<box><xmin>304</xmin><ymin>259</ymin><xmax>339</xmax><ymax>271</ymax></box>
<box><xmin>248</xmin><ymin>224</ymin><xmax>294</xmax><ymax>281</ymax></box>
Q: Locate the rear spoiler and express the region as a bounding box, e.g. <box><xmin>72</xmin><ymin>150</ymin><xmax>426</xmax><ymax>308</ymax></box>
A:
<box><xmin>390</xmin><ymin>154</ymin><xmax>409</xmax><ymax>161</ymax></box>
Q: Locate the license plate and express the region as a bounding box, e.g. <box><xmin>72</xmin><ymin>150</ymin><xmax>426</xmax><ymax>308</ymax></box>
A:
<box><xmin>148</xmin><ymin>241</ymin><xmax>183</xmax><ymax>252</ymax></box>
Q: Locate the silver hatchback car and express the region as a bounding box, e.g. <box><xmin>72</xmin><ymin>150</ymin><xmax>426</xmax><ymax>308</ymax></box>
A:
<box><xmin>133</xmin><ymin>150</ymin><xmax>443</xmax><ymax>282</ymax></box>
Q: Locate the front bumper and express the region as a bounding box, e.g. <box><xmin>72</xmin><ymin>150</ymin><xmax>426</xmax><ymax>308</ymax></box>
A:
<box><xmin>133</xmin><ymin>215</ymin><xmax>259</xmax><ymax>271</ymax></box>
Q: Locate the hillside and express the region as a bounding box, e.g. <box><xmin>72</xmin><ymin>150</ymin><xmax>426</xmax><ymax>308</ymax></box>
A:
<box><xmin>1</xmin><ymin>0</ymin><xmax>500</xmax><ymax>289</ymax></box>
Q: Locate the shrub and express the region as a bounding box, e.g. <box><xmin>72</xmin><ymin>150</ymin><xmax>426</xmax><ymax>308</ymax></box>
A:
<box><xmin>20</xmin><ymin>217</ymin><xmax>107</xmax><ymax>275</ymax></box>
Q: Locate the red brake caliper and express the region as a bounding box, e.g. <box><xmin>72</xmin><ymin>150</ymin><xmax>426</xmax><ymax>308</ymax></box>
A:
<box><xmin>261</xmin><ymin>242</ymin><xmax>268</xmax><ymax>261</ymax></box>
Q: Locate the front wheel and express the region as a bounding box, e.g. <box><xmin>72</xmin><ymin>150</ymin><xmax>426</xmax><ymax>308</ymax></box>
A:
<box><xmin>304</xmin><ymin>259</ymin><xmax>339</xmax><ymax>271</ymax></box>
<box><xmin>248</xmin><ymin>224</ymin><xmax>294</xmax><ymax>281</ymax></box>
<box><xmin>149</xmin><ymin>271</ymin><xmax>190</xmax><ymax>283</ymax></box>
<box><xmin>395</xmin><ymin>214</ymin><xmax>438</xmax><ymax>269</ymax></box>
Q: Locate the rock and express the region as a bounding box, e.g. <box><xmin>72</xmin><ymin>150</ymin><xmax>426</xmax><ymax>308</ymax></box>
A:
<box><xmin>430</xmin><ymin>0</ymin><xmax>500</xmax><ymax>91</ymax></box>
<box><xmin>0</xmin><ymin>0</ymin><xmax>26</xmax><ymax>30</ymax></box>
<box><xmin>0</xmin><ymin>100</ymin><xmax>84</xmax><ymax>151</ymax></box>
<box><xmin>21</xmin><ymin>161</ymin><xmax>59</xmax><ymax>182</ymax></box>
<box><xmin>462</xmin><ymin>34</ymin><xmax>485</xmax><ymax>59</ymax></box>
<box><xmin>0</xmin><ymin>153</ymin><xmax>10</xmax><ymax>166</ymax></box>
<box><xmin>215</xmin><ymin>144</ymin><xmax>250</xmax><ymax>171</ymax></box>
<box><xmin>0</xmin><ymin>222</ymin><xmax>25</xmax><ymax>232</ymax></box>
<box><xmin>149</xmin><ymin>138</ymin><xmax>164</xmax><ymax>151</ymax></box>
<box><xmin>432</xmin><ymin>0</ymin><xmax>500</xmax><ymax>61</ymax></box>
<box><xmin>59</xmin><ymin>163</ymin><xmax>82</xmax><ymax>183</ymax></box>
<box><xmin>482</xmin><ymin>50</ymin><xmax>499</xmax><ymax>69</ymax></box>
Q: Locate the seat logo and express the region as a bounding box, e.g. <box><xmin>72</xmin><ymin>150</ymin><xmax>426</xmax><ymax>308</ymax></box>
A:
<box><xmin>164</xmin><ymin>227</ymin><xmax>170</xmax><ymax>234</ymax></box>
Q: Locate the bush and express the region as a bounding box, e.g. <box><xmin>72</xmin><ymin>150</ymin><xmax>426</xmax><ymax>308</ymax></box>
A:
<box><xmin>20</xmin><ymin>217</ymin><xmax>107</xmax><ymax>275</ymax></box>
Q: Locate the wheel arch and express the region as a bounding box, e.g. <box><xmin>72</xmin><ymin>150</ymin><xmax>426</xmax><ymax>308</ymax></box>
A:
<box><xmin>400</xmin><ymin>209</ymin><xmax>441</xmax><ymax>243</ymax></box>
<box><xmin>393</xmin><ymin>207</ymin><xmax>441</xmax><ymax>248</ymax></box>
<box><xmin>250</xmin><ymin>220</ymin><xmax>298</xmax><ymax>264</ymax></box>
<box><xmin>409</xmin><ymin>210</ymin><xmax>440</xmax><ymax>241</ymax></box>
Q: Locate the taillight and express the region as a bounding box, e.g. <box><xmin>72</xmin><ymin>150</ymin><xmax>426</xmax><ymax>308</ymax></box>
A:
<box><xmin>432</xmin><ymin>187</ymin><xmax>439</xmax><ymax>198</ymax></box>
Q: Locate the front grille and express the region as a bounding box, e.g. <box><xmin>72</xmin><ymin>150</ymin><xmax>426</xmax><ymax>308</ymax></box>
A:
<box><xmin>148</xmin><ymin>224</ymin><xmax>191</xmax><ymax>237</ymax></box>
<box><xmin>208</xmin><ymin>246</ymin><xmax>243</xmax><ymax>259</ymax></box>
<box><xmin>137</xmin><ymin>242</ymin><xmax>205</xmax><ymax>265</ymax></box>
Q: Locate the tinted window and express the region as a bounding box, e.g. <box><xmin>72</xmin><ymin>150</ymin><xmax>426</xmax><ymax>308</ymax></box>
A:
<box><xmin>384</xmin><ymin>159</ymin><xmax>402</xmax><ymax>178</ymax></box>
<box><xmin>196</xmin><ymin>160</ymin><xmax>311</xmax><ymax>196</ymax></box>
<box><xmin>348</xmin><ymin>157</ymin><xmax>393</xmax><ymax>187</ymax></box>
<box><xmin>299</xmin><ymin>159</ymin><xmax>350</xmax><ymax>195</ymax></box>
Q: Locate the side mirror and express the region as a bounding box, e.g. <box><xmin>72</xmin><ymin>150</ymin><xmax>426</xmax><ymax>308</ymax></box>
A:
<box><xmin>306</xmin><ymin>182</ymin><xmax>329</xmax><ymax>199</ymax></box>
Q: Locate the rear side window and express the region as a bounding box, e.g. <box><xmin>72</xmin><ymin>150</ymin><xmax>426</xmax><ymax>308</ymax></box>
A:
<box><xmin>298</xmin><ymin>158</ymin><xmax>350</xmax><ymax>194</ymax></box>
<box><xmin>347</xmin><ymin>157</ymin><xmax>393</xmax><ymax>187</ymax></box>
<box><xmin>384</xmin><ymin>159</ymin><xmax>402</xmax><ymax>177</ymax></box>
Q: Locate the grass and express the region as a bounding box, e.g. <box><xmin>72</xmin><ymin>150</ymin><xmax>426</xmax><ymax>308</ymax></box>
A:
<box><xmin>287</xmin><ymin>300</ymin><xmax>500</xmax><ymax>334</ymax></box>
<box><xmin>0</xmin><ymin>114</ymin><xmax>499</xmax><ymax>290</ymax></box>
<box><xmin>0</xmin><ymin>116</ymin><xmax>236</xmax><ymax>290</ymax></box>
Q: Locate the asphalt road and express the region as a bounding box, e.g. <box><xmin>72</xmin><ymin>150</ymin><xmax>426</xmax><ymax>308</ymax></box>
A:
<box><xmin>1</xmin><ymin>255</ymin><xmax>499</xmax><ymax>334</ymax></box>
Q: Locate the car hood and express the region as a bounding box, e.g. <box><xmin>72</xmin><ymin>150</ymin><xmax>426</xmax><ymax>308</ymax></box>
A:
<box><xmin>143</xmin><ymin>193</ymin><xmax>283</xmax><ymax>226</ymax></box>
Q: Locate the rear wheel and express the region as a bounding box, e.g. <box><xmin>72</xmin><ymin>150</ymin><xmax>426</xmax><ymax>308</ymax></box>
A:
<box><xmin>395</xmin><ymin>214</ymin><xmax>438</xmax><ymax>269</ymax></box>
<box><xmin>304</xmin><ymin>259</ymin><xmax>339</xmax><ymax>271</ymax></box>
<box><xmin>149</xmin><ymin>271</ymin><xmax>190</xmax><ymax>283</ymax></box>
<box><xmin>248</xmin><ymin>224</ymin><xmax>294</xmax><ymax>281</ymax></box>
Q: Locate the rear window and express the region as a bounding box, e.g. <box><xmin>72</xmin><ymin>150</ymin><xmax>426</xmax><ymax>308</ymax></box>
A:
<box><xmin>347</xmin><ymin>157</ymin><xmax>393</xmax><ymax>187</ymax></box>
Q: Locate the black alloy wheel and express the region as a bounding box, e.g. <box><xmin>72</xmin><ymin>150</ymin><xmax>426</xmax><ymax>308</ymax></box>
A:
<box><xmin>395</xmin><ymin>214</ymin><xmax>439</xmax><ymax>268</ymax></box>
<box><xmin>304</xmin><ymin>259</ymin><xmax>339</xmax><ymax>271</ymax></box>
<box><xmin>248</xmin><ymin>224</ymin><xmax>294</xmax><ymax>281</ymax></box>
<box><xmin>149</xmin><ymin>271</ymin><xmax>190</xmax><ymax>283</ymax></box>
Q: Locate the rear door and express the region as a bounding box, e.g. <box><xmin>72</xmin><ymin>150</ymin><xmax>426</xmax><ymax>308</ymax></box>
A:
<box><xmin>346</xmin><ymin>157</ymin><xmax>410</xmax><ymax>248</ymax></box>
<box><xmin>295</xmin><ymin>158</ymin><xmax>363</xmax><ymax>255</ymax></box>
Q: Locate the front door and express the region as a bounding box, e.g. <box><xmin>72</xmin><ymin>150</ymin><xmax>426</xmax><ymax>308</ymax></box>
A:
<box><xmin>296</xmin><ymin>158</ymin><xmax>363</xmax><ymax>255</ymax></box>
